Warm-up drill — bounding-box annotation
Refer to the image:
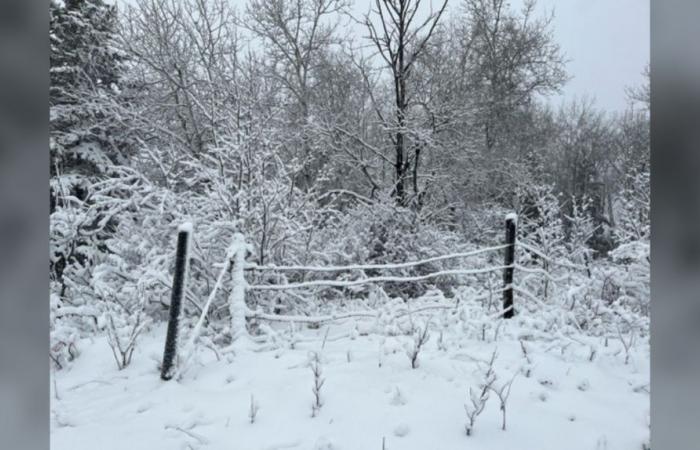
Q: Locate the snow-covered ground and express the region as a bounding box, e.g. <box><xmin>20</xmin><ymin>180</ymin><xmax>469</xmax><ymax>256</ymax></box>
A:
<box><xmin>51</xmin><ymin>318</ymin><xmax>649</xmax><ymax>450</ymax></box>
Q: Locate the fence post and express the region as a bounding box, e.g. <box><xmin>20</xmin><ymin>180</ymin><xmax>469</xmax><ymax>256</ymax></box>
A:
<box><xmin>502</xmin><ymin>214</ymin><xmax>517</xmax><ymax>319</ymax></box>
<box><xmin>229</xmin><ymin>233</ymin><xmax>248</xmax><ymax>349</ymax></box>
<box><xmin>160</xmin><ymin>223</ymin><xmax>192</xmax><ymax>380</ymax></box>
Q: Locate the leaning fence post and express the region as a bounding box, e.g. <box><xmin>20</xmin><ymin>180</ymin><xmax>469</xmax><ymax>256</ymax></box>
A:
<box><xmin>160</xmin><ymin>223</ymin><xmax>192</xmax><ymax>380</ymax></box>
<box><xmin>502</xmin><ymin>213</ymin><xmax>517</xmax><ymax>319</ymax></box>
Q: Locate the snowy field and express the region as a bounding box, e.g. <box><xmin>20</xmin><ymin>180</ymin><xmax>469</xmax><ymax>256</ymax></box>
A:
<box><xmin>51</xmin><ymin>318</ymin><xmax>649</xmax><ymax>450</ymax></box>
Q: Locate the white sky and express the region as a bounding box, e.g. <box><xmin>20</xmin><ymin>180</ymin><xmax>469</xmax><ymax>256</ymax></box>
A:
<box><xmin>527</xmin><ymin>0</ymin><xmax>649</xmax><ymax>112</ymax></box>
<box><xmin>115</xmin><ymin>0</ymin><xmax>649</xmax><ymax>113</ymax></box>
<box><xmin>352</xmin><ymin>0</ymin><xmax>650</xmax><ymax>113</ymax></box>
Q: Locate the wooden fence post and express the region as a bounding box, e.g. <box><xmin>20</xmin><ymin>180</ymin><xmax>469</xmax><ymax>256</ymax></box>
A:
<box><xmin>502</xmin><ymin>213</ymin><xmax>517</xmax><ymax>319</ymax></box>
<box><xmin>229</xmin><ymin>233</ymin><xmax>249</xmax><ymax>349</ymax></box>
<box><xmin>161</xmin><ymin>223</ymin><xmax>192</xmax><ymax>380</ymax></box>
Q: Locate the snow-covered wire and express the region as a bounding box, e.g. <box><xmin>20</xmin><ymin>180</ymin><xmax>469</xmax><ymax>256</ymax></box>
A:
<box><xmin>246</xmin><ymin>288</ymin><xmax>513</xmax><ymax>325</ymax></box>
<box><xmin>511</xmin><ymin>285</ymin><xmax>548</xmax><ymax>308</ymax></box>
<box><xmin>244</xmin><ymin>244</ymin><xmax>510</xmax><ymax>273</ymax></box>
<box><xmin>245</xmin><ymin>309</ymin><xmax>376</xmax><ymax>324</ymax></box>
<box><xmin>517</xmin><ymin>241</ymin><xmax>588</xmax><ymax>271</ymax></box>
<box><xmin>247</xmin><ymin>266</ymin><xmax>511</xmax><ymax>291</ymax></box>
<box><xmin>514</xmin><ymin>264</ymin><xmax>569</xmax><ymax>283</ymax></box>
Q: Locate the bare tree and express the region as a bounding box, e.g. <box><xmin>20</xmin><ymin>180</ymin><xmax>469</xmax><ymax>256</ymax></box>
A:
<box><xmin>119</xmin><ymin>0</ymin><xmax>242</xmax><ymax>158</ymax></box>
<box><xmin>625</xmin><ymin>63</ymin><xmax>650</xmax><ymax>112</ymax></box>
<box><xmin>365</xmin><ymin>0</ymin><xmax>448</xmax><ymax>205</ymax></box>
<box><xmin>461</xmin><ymin>0</ymin><xmax>568</xmax><ymax>153</ymax></box>
<box><xmin>245</xmin><ymin>0</ymin><xmax>349</xmax><ymax>190</ymax></box>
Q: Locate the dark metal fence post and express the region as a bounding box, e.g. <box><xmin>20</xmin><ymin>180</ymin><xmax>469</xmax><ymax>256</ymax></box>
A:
<box><xmin>502</xmin><ymin>214</ymin><xmax>517</xmax><ymax>319</ymax></box>
<box><xmin>161</xmin><ymin>224</ymin><xmax>192</xmax><ymax>380</ymax></box>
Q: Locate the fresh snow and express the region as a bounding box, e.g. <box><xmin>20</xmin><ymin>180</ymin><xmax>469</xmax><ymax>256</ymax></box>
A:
<box><xmin>51</xmin><ymin>320</ymin><xmax>649</xmax><ymax>450</ymax></box>
<box><xmin>178</xmin><ymin>222</ymin><xmax>194</xmax><ymax>234</ymax></box>
<box><xmin>229</xmin><ymin>233</ymin><xmax>251</xmax><ymax>351</ymax></box>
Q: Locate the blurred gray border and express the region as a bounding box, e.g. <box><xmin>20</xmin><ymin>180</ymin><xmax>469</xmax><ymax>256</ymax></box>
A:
<box><xmin>651</xmin><ymin>0</ymin><xmax>700</xmax><ymax>449</ymax></box>
<box><xmin>0</xmin><ymin>1</ymin><xmax>49</xmax><ymax>449</ymax></box>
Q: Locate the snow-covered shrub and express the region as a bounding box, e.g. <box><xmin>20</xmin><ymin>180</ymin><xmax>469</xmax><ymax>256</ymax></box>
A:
<box><xmin>517</xmin><ymin>183</ymin><xmax>567</xmax><ymax>301</ymax></box>
<box><xmin>614</xmin><ymin>171</ymin><xmax>650</xmax><ymax>244</ymax></box>
<box><xmin>559</xmin><ymin>238</ymin><xmax>649</xmax><ymax>344</ymax></box>
<box><xmin>309</xmin><ymin>351</ymin><xmax>325</xmax><ymax>417</ymax></box>
<box><xmin>248</xmin><ymin>395</ymin><xmax>260</xmax><ymax>424</ymax></box>
<box><xmin>104</xmin><ymin>302</ymin><xmax>151</xmax><ymax>370</ymax></box>
<box><xmin>464</xmin><ymin>349</ymin><xmax>497</xmax><ymax>436</ymax></box>
<box><xmin>564</xmin><ymin>196</ymin><xmax>596</xmax><ymax>269</ymax></box>
<box><xmin>50</xmin><ymin>205</ymin><xmax>103</xmax><ymax>303</ymax></box>
<box><xmin>50</xmin><ymin>166</ymin><xmax>175</xmax><ymax>368</ymax></box>
<box><xmin>609</xmin><ymin>241</ymin><xmax>650</xmax><ymax>316</ymax></box>
<box><xmin>306</xmin><ymin>198</ymin><xmax>479</xmax><ymax>300</ymax></box>
<box><xmin>518</xmin><ymin>339</ymin><xmax>534</xmax><ymax>378</ymax></box>
<box><xmin>490</xmin><ymin>371</ymin><xmax>517</xmax><ymax>431</ymax></box>
<box><xmin>91</xmin><ymin>247</ymin><xmax>158</xmax><ymax>370</ymax></box>
<box><xmin>406</xmin><ymin>320</ymin><xmax>430</xmax><ymax>369</ymax></box>
<box><xmin>461</xmin><ymin>203</ymin><xmax>513</xmax><ymax>248</ymax></box>
<box><xmin>50</xmin><ymin>215</ymin><xmax>103</xmax><ymax>371</ymax></box>
<box><xmin>50</xmin><ymin>294</ymin><xmax>84</xmax><ymax>370</ymax></box>
<box><xmin>517</xmin><ymin>184</ymin><xmax>566</xmax><ymax>253</ymax></box>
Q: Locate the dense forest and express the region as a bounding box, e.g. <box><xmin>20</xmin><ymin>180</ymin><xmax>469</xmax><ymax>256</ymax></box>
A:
<box><xmin>49</xmin><ymin>0</ymin><xmax>649</xmax><ymax>371</ymax></box>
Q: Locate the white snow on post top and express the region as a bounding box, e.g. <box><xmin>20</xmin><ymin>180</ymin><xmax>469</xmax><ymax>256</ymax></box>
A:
<box><xmin>178</xmin><ymin>222</ymin><xmax>194</xmax><ymax>234</ymax></box>
<box><xmin>505</xmin><ymin>213</ymin><xmax>518</xmax><ymax>222</ymax></box>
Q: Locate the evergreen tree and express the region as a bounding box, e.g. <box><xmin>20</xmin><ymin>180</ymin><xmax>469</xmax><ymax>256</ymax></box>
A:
<box><xmin>50</xmin><ymin>0</ymin><xmax>135</xmax><ymax>298</ymax></box>
<box><xmin>50</xmin><ymin>0</ymin><xmax>131</xmax><ymax>207</ymax></box>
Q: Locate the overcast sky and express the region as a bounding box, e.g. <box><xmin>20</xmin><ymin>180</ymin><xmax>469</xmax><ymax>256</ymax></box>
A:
<box><xmin>525</xmin><ymin>0</ymin><xmax>649</xmax><ymax>113</ymax></box>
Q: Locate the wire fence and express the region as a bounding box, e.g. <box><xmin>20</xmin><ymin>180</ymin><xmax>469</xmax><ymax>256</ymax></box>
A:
<box><xmin>163</xmin><ymin>214</ymin><xmax>593</xmax><ymax>378</ymax></box>
<box><xmin>240</xmin><ymin>214</ymin><xmax>523</xmax><ymax>323</ymax></box>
